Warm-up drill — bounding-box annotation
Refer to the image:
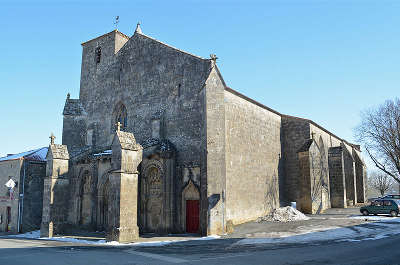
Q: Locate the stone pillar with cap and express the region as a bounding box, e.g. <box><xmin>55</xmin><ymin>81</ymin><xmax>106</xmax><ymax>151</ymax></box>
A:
<box><xmin>40</xmin><ymin>133</ymin><xmax>70</xmax><ymax>237</ymax></box>
<box><xmin>135</xmin><ymin>22</ymin><xmax>142</xmax><ymax>34</ymax></box>
<box><xmin>107</xmin><ymin>125</ymin><xmax>142</xmax><ymax>242</ymax></box>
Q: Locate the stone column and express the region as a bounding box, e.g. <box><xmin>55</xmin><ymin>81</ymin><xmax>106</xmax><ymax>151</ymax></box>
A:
<box><xmin>107</xmin><ymin>128</ymin><xmax>142</xmax><ymax>243</ymax></box>
<box><xmin>328</xmin><ymin>147</ymin><xmax>347</xmax><ymax>208</ymax></box>
<box><xmin>41</xmin><ymin>134</ymin><xmax>70</xmax><ymax>237</ymax></box>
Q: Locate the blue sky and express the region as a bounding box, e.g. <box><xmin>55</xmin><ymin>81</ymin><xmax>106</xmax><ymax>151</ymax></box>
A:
<box><xmin>0</xmin><ymin>0</ymin><xmax>399</xmax><ymax>157</ymax></box>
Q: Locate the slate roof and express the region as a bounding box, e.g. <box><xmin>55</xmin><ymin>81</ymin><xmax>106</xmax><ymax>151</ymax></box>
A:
<box><xmin>142</xmin><ymin>138</ymin><xmax>175</xmax><ymax>152</ymax></box>
<box><xmin>93</xmin><ymin>150</ymin><xmax>112</xmax><ymax>157</ymax></box>
<box><xmin>0</xmin><ymin>147</ymin><xmax>48</xmax><ymax>162</ymax></box>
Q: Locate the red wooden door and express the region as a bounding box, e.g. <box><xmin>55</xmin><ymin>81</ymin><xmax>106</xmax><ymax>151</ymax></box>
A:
<box><xmin>186</xmin><ymin>200</ymin><xmax>199</xmax><ymax>233</ymax></box>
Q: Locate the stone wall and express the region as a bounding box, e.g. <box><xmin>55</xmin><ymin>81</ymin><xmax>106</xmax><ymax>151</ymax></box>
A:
<box><xmin>308</xmin><ymin>124</ymin><xmax>343</xmax><ymax>210</ymax></box>
<box><xmin>282</xmin><ymin>117</ymin><xmax>344</xmax><ymax>209</ymax></box>
<box><xmin>297</xmin><ymin>140</ymin><xmax>329</xmax><ymax>214</ymax></box>
<box><xmin>0</xmin><ymin>159</ymin><xmax>22</xmax><ymax>232</ymax></box>
<box><xmin>200</xmin><ymin>66</ymin><xmax>226</xmax><ymax>235</ymax></box>
<box><xmin>79</xmin><ymin>31</ymin><xmax>129</xmax><ymax>107</ymax></box>
<box><xmin>298</xmin><ymin>149</ymin><xmax>312</xmax><ymax>213</ymax></box>
<box><xmin>343</xmin><ymin>144</ymin><xmax>357</xmax><ymax>205</ymax></box>
<box><xmin>281</xmin><ymin>117</ymin><xmax>310</xmax><ymax>204</ymax></box>
<box><xmin>69</xmin><ymin>30</ymin><xmax>212</xmax><ymax>169</ymax></box>
<box><xmin>64</xmin><ymin>29</ymin><xmax>214</xmax><ymax>235</ymax></box>
<box><xmin>328</xmin><ymin>147</ymin><xmax>347</xmax><ymax>208</ymax></box>
<box><xmin>224</xmin><ymin>89</ymin><xmax>281</xmax><ymax>225</ymax></box>
<box><xmin>41</xmin><ymin>145</ymin><xmax>70</xmax><ymax>237</ymax></box>
<box><xmin>21</xmin><ymin>161</ymin><xmax>46</xmax><ymax>232</ymax></box>
<box><xmin>354</xmin><ymin>150</ymin><xmax>366</xmax><ymax>203</ymax></box>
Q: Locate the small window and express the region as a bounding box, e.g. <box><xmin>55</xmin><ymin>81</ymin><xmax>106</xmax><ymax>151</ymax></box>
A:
<box><xmin>384</xmin><ymin>201</ymin><xmax>392</xmax><ymax>206</ymax></box>
<box><xmin>113</xmin><ymin>103</ymin><xmax>127</xmax><ymax>131</ymax></box>
<box><xmin>372</xmin><ymin>200</ymin><xmax>383</xmax><ymax>206</ymax></box>
<box><xmin>95</xmin><ymin>47</ymin><xmax>101</xmax><ymax>63</ymax></box>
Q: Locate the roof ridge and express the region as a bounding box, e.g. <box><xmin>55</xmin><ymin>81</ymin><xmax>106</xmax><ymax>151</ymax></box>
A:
<box><xmin>225</xmin><ymin>87</ymin><xmax>282</xmax><ymax>116</ymax></box>
<box><xmin>0</xmin><ymin>147</ymin><xmax>48</xmax><ymax>162</ymax></box>
<box><xmin>81</xmin><ymin>30</ymin><xmax>130</xmax><ymax>46</ymax></box>
<box><xmin>136</xmin><ymin>32</ymin><xmax>207</xmax><ymax>61</ymax></box>
<box><xmin>281</xmin><ymin>114</ymin><xmax>358</xmax><ymax>146</ymax></box>
<box><xmin>226</xmin><ymin>88</ymin><xmax>357</xmax><ymax>147</ymax></box>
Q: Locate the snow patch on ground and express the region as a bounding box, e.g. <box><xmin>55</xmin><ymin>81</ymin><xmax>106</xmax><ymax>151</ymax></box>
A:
<box><xmin>4</xmin><ymin>230</ymin><xmax>220</xmax><ymax>246</ymax></box>
<box><xmin>257</xmin><ymin>206</ymin><xmax>310</xmax><ymax>222</ymax></box>
<box><xmin>350</xmin><ymin>215</ymin><xmax>400</xmax><ymax>222</ymax></box>
<box><xmin>8</xmin><ymin>230</ymin><xmax>41</xmax><ymax>239</ymax></box>
<box><xmin>237</xmin><ymin>219</ymin><xmax>400</xmax><ymax>246</ymax></box>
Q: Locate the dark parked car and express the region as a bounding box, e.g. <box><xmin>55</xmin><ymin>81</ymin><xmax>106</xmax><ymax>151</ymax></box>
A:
<box><xmin>381</xmin><ymin>194</ymin><xmax>400</xmax><ymax>199</ymax></box>
<box><xmin>360</xmin><ymin>199</ymin><xmax>400</xmax><ymax>217</ymax></box>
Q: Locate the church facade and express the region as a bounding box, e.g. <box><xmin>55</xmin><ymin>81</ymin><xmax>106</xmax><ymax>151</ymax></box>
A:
<box><xmin>41</xmin><ymin>24</ymin><xmax>366</xmax><ymax>242</ymax></box>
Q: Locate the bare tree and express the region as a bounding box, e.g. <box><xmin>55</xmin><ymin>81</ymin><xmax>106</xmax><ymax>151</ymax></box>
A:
<box><xmin>355</xmin><ymin>98</ymin><xmax>400</xmax><ymax>184</ymax></box>
<box><xmin>368</xmin><ymin>171</ymin><xmax>393</xmax><ymax>196</ymax></box>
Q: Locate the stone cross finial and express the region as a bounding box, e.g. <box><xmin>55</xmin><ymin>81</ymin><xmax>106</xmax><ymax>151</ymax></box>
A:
<box><xmin>67</xmin><ymin>93</ymin><xmax>70</xmax><ymax>100</ymax></box>
<box><xmin>210</xmin><ymin>54</ymin><xmax>218</xmax><ymax>61</ymax></box>
<box><xmin>50</xmin><ymin>133</ymin><xmax>56</xmax><ymax>145</ymax></box>
<box><xmin>116</xmin><ymin>122</ymin><xmax>122</xmax><ymax>132</ymax></box>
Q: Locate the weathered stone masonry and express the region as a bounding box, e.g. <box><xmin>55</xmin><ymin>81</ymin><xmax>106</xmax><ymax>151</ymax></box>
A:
<box><xmin>40</xmin><ymin>24</ymin><xmax>366</xmax><ymax>241</ymax></box>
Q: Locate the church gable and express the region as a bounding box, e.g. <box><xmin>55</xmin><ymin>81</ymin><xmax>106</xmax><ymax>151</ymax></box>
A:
<box><xmin>113</xmin><ymin>29</ymin><xmax>213</xmax><ymax>97</ymax></box>
<box><xmin>75</xmin><ymin>26</ymin><xmax>214</xmax><ymax>156</ymax></box>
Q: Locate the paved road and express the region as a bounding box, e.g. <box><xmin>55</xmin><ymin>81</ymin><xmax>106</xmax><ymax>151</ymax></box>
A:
<box><xmin>1</xmin><ymin>234</ymin><xmax>400</xmax><ymax>265</ymax></box>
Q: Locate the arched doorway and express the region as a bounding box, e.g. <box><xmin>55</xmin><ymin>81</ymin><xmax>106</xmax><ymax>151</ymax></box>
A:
<box><xmin>101</xmin><ymin>179</ymin><xmax>111</xmax><ymax>230</ymax></box>
<box><xmin>182</xmin><ymin>180</ymin><xmax>200</xmax><ymax>233</ymax></box>
<box><xmin>79</xmin><ymin>171</ymin><xmax>92</xmax><ymax>225</ymax></box>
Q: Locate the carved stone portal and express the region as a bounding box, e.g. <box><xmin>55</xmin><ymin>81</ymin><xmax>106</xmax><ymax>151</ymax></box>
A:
<box><xmin>143</xmin><ymin>163</ymin><xmax>164</xmax><ymax>233</ymax></box>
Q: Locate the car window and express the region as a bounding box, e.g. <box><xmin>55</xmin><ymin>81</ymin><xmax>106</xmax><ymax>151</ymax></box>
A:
<box><xmin>384</xmin><ymin>201</ymin><xmax>392</xmax><ymax>206</ymax></box>
<box><xmin>373</xmin><ymin>201</ymin><xmax>383</xmax><ymax>206</ymax></box>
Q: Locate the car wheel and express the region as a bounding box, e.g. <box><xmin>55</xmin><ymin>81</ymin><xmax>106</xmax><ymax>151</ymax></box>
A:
<box><xmin>362</xmin><ymin>210</ymin><xmax>369</xmax><ymax>216</ymax></box>
<box><xmin>390</xmin><ymin>210</ymin><xmax>398</xmax><ymax>217</ymax></box>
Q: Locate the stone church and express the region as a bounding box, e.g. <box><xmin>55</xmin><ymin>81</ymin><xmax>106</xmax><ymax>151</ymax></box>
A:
<box><xmin>41</xmin><ymin>24</ymin><xmax>366</xmax><ymax>242</ymax></box>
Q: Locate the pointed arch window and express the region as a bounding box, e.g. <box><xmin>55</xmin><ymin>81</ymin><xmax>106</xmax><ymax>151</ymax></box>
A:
<box><xmin>113</xmin><ymin>103</ymin><xmax>128</xmax><ymax>131</ymax></box>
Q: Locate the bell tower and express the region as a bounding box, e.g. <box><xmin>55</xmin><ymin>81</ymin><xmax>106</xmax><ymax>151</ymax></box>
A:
<box><xmin>79</xmin><ymin>30</ymin><xmax>129</xmax><ymax>106</ymax></box>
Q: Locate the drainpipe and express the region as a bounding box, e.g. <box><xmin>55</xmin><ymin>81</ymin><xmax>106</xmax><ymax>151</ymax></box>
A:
<box><xmin>17</xmin><ymin>196</ymin><xmax>20</xmax><ymax>233</ymax></box>
<box><xmin>18</xmin><ymin>160</ymin><xmax>26</xmax><ymax>233</ymax></box>
<box><xmin>222</xmin><ymin>190</ymin><xmax>225</xmax><ymax>234</ymax></box>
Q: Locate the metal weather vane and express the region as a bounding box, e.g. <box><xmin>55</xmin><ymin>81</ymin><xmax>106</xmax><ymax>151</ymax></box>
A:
<box><xmin>114</xmin><ymin>16</ymin><xmax>120</xmax><ymax>30</ymax></box>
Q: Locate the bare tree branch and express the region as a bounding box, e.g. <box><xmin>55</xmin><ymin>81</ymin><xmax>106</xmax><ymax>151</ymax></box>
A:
<box><xmin>355</xmin><ymin>98</ymin><xmax>400</xmax><ymax>184</ymax></box>
<box><xmin>366</xmin><ymin>147</ymin><xmax>400</xmax><ymax>183</ymax></box>
<box><xmin>368</xmin><ymin>171</ymin><xmax>394</xmax><ymax>196</ymax></box>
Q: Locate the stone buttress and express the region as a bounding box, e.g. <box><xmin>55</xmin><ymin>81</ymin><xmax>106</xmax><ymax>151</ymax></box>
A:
<box><xmin>107</xmin><ymin>128</ymin><xmax>142</xmax><ymax>242</ymax></box>
<box><xmin>41</xmin><ymin>135</ymin><xmax>70</xmax><ymax>237</ymax></box>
